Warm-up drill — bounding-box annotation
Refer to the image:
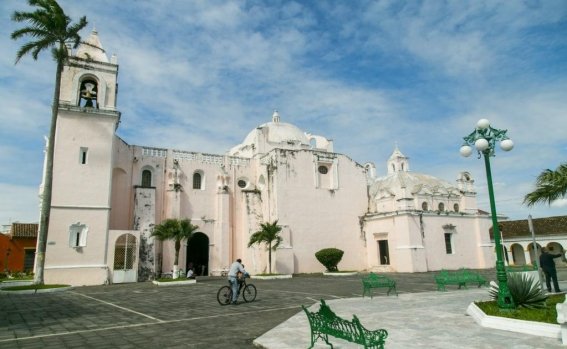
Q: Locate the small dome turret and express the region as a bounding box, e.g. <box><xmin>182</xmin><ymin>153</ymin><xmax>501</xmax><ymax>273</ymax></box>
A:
<box><xmin>75</xmin><ymin>28</ymin><xmax>109</xmax><ymax>63</ymax></box>
<box><xmin>387</xmin><ymin>144</ymin><xmax>409</xmax><ymax>174</ymax></box>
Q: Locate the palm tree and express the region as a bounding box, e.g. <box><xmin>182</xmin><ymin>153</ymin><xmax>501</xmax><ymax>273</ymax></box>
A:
<box><xmin>524</xmin><ymin>162</ymin><xmax>567</xmax><ymax>207</ymax></box>
<box><xmin>151</xmin><ymin>218</ymin><xmax>199</xmax><ymax>278</ymax></box>
<box><xmin>11</xmin><ymin>0</ymin><xmax>87</xmax><ymax>285</ymax></box>
<box><xmin>248</xmin><ymin>220</ymin><xmax>283</xmax><ymax>274</ymax></box>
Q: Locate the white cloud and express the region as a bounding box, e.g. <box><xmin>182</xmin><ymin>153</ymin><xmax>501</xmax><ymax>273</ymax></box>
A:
<box><xmin>551</xmin><ymin>199</ymin><xmax>567</xmax><ymax>208</ymax></box>
<box><xmin>1</xmin><ymin>0</ymin><xmax>566</xmax><ymax>222</ymax></box>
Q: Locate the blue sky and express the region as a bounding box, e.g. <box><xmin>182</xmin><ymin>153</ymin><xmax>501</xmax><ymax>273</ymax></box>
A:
<box><xmin>1</xmin><ymin>0</ymin><xmax>566</xmax><ymax>226</ymax></box>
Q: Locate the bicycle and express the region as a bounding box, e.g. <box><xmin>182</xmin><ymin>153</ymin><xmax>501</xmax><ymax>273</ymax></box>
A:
<box><xmin>217</xmin><ymin>273</ymin><xmax>257</xmax><ymax>305</ymax></box>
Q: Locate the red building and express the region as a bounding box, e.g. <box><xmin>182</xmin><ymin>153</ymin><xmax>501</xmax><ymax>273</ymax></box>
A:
<box><xmin>0</xmin><ymin>223</ymin><xmax>38</xmax><ymax>274</ymax></box>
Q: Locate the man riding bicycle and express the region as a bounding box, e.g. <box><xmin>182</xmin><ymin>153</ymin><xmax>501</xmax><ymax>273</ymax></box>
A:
<box><xmin>227</xmin><ymin>258</ymin><xmax>248</xmax><ymax>304</ymax></box>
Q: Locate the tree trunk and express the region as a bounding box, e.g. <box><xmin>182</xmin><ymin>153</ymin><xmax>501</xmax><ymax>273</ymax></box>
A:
<box><xmin>34</xmin><ymin>57</ymin><xmax>63</xmax><ymax>285</ymax></box>
<box><xmin>268</xmin><ymin>242</ymin><xmax>272</xmax><ymax>274</ymax></box>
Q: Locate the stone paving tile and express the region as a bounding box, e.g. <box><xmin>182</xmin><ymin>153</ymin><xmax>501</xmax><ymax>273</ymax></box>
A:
<box><xmin>0</xmin><ymin>269</ymin><xmax>564</xmax><ymax>348</ymax></box>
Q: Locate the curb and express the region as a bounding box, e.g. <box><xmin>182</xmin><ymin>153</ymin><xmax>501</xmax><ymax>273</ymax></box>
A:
<box><xmin>466</xmin><ymin>302</ymin><xmax>560</xmax><ymax>339</ymax></box>
<box><xmin>152</xmin><ymin>279</ymin><xmax>197</xmax><ymax>286</ymax></box>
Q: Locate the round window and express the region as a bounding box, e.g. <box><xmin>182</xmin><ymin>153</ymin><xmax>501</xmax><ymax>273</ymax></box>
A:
<box><xmin>318</xmin><ymin>166</ymin><xmax>328</xmax><ymax>174</ymax></box>
<box><xmin>237</xmin><ymin>180</ymin><xmax>247</xmax><ymax>188</ymax></box>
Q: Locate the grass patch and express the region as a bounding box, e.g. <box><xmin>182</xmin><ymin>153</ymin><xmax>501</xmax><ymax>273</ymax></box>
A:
<box><xmin>293</xmin><ymin>273</ymin><xmax>324</xmax><ymax>277</ymax></box>
<box><xmin>2</xmin><ymin>284</ymin><xmax>69</xmax><ymax>291</ymax></box>
<box><xmin>476</xmin><ymin>294</ymin><xmax>565</xmax><ymax>324</ymax></box>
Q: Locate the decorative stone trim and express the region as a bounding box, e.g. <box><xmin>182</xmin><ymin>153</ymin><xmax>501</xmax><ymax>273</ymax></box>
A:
<box><xmin>466</xmin><ymin>302</ymin><xmax>560</xmax><ymax>339</ymax></box>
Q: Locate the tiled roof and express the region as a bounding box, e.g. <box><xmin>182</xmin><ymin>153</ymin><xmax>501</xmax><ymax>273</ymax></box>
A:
<box><xmin>489</xmin><ymin>215</ymin><xmax>567</xmax><ymax>239</ymax></box>
<box><xmin>10</xmin><ymin>223</ymin><xmax>38</xmax><ymax>238</ymax></box>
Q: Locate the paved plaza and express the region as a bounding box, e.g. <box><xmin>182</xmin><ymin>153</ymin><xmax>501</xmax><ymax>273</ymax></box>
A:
<box><xmin>0</xmin><ymin>269</ymin><xmax>565</xmax><ymax>348</ymax></box>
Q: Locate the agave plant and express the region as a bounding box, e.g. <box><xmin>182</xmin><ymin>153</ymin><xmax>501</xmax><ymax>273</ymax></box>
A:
<box><xmin>489</xmin><ymin>273</ymin><xmax>548</xmax><ymax>309</ymax></box>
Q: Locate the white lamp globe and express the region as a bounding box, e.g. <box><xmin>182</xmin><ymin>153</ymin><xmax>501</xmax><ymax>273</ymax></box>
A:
<box><xmin>500</xmin><ymin>139</ymin><xmax>514</xmax><ymax>151</ymax></box>
<box><xmin>460</xmin><ymin>145</ymin><xmax>473</xmax><ymax>157</ymax></box>
<box><xmin>477</xmin><ymin>119</ymin><xmax>490</xmax><ymax>130</ymax></box>
<box><xmin>475</xmin><ymin>138</ymin><xmax>489</xmax><ymax>151</ymax></box>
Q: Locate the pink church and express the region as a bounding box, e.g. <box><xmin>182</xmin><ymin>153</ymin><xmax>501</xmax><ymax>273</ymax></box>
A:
<box><xmin>41</xmin><ymin>30</ymin><xmax>495</xmax><ymax>286</ymax></box>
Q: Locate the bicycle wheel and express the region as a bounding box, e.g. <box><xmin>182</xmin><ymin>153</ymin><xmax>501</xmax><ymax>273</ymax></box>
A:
<box><xmin>242</xmin><ymin>284</ymin><xmax>257</xmax><ymax>302</ymax></box>
<box><xmin>217</xmin><ymin>286</ymin><xmax>232</xmax><ymax>305</ymax></box>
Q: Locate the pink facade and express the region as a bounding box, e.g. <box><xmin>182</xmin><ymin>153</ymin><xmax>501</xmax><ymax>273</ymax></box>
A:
<box><xmin>43</xmin><ymin>30</ymin><xmax>496</xmax><ymax>286</ymax></box>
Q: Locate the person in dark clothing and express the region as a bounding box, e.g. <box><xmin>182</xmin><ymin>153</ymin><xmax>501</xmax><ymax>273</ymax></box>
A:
<box><xmin>539</xmin><ymin>247</ymin><xmax>564</xmax><ymax>293</ymax></box>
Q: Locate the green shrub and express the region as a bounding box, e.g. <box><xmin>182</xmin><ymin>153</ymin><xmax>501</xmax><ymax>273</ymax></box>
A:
<box><xmin>489</xmin><ymin>272</ymin><xmax>548</xmax><ymax>309</ymax></box>
<box><xmin>315</xmin><ymin>248</ymin><xmax>344</xmax><ymax>272</ymax></box>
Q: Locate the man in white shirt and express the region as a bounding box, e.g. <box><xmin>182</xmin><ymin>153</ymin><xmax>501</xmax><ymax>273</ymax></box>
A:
<box><xmin>227</xmin><ymin>258</ymin><xmax>246</xmax><ymax>304</ymax></box>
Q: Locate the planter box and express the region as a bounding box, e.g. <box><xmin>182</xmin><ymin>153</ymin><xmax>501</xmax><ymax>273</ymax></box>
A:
<box><xmin>0</xmin><ymin>280</ymin><xmax>34</xmax><ymax>288</ymax></box>
<box><xmin>323</xmin><ymin>271</ymin><xmax>357</xmax><ymax>276</ymax></box>
<box><xmin>152</xmin><ymin>279</ymin><xmax>197</xmax><ymax>286</ymax></box>
<box><xmin>466</xmin><ymin>302</ymin><xmax>560</xmax><ymax>339</ymax></box>
<box><xmin>0</xmin><ymin>285</ymin><xmax>73</xmax><ymax>294</ymax></box>
<box><xmin>253</xmin><ymin>274</ymin><xmax>293</xmax><ymax>280</ymax></box>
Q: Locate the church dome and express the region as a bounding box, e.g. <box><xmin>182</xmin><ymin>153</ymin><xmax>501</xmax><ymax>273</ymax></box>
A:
<box><xmin>242</xmin><ymin>120</ymin><xmax>310</xmax><ymax>146</ymax></box>
<box><xmin>229</xmin><ymin>111</ymin><xmax>314</xmax><ymax>157</ymax></box>
<box><xmin>370</xmin><ymin>171</ymin><xmax>459</xmax><ymax>198</ymax></box>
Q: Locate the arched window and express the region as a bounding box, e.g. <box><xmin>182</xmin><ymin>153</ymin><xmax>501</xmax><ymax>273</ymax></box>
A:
<box><xmin>141</xmin><ymin>170</ymin><xmax>152</xmax><ymax>188</ymax></box>
<box><xmin>454</xmin><ymin>203</ymin><xmax>460</xmax><ymax>212</ymax></box>
<box><xmin>421</xmin><ymin>202</ymin><xmax>428</xmax><ymax>211</ymax></box>
<box><xmin>310</xmin><ymin>138</ymin><xmax>317</xmax><ymax>149</ymax></box>
<box><xmin>193</xmin><ymin>172</ymin><xmax>202</xmax><ymax>189</ymax></box>
<box><xmin>438</xmin><ymin>203</ymin><xmax>445</xmax><ymax>212</ymax></box>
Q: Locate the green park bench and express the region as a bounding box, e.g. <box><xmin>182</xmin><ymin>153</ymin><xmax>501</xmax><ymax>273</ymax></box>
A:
<box><xmin>434</xmin><ymin>268</ymin><xmax>487</xmax><ymax>291</ymax></box>
<box><xmin>461</xmin><ymin>268</ymin><xmax>487</xmax><ymax>288</ymax></box>
<box><xmin>301</xmin><ymin>299</ymin><xmax>388</xmax><ymax>349</ymax></box>
<box><xmin>362</xmin><ymin>272</ymin><xmax>397</xmax><ymax>298</ymax></box>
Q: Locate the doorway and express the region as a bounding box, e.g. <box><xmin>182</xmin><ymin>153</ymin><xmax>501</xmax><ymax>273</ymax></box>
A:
<box><xmin>113</xmin><ymin>233</ymin><xmax>137</xmax><ymax>283</ymax></box>
<box><xmin>378</xmin><ymin>240</ymin><xmax>390</xmax><ymax>265</ymax></box>
<box><xmin>186</xmin><ymin>232</ymin><xmax>209</xmax><ymax>276</ymax></box>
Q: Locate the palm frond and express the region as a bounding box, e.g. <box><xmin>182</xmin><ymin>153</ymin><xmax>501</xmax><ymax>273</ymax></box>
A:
<box><xmin>524</xmin><ymin>162</ymin><xmax>567</xmax><ymax>207</ymax></box>
<box><xmin>489</xmin><ymin>272</ymin><xmax>547</xmax><ymax>309</ymax></box>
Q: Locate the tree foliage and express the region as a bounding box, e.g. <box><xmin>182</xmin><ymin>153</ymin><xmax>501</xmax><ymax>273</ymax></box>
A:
<box><xmin>524</xmin><ymin>162</ymin><xmax>567</xmax><ymax>207</ymax></box>
<box><xmin>152</xmin><ymin>218</ymin><xmax>199</xmax><ymax>266</ymax></box>
<box><xmin>248</xmin><ymin>220</ymin><xmax>282</xmax><ymax>274</ymax></box>
<box><xmin>11</xmin><ymin>0</ymin><xmax>88</xmax><ymax>285</ymax></box>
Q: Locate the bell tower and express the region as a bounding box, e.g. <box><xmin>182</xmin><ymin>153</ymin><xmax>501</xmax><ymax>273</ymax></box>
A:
<box><xmin>44</xmin><ymin>29</ymin><xmax>121</xmax><ymax>286</ymax></box>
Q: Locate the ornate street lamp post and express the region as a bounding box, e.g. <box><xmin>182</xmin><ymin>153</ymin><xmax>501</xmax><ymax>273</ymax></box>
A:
<box><xmin>460</xmin><ymin>119</ymin><xmax>515</xmax><ymax>309</ymax></box>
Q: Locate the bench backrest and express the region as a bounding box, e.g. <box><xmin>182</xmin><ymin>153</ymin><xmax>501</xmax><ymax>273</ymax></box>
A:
<box><xmin>302</xmin><ymin>300</ymin><xmax>364</xmax><ymax>342</ymax></box>
<box><xmin>364</xmin><ymin>272</ymin><xmax>394</xmax><ymax>284</ymax></box>
<box><xmin>364</xmin><ymin>272</ymin><xmax>380</xmax><ymax>281</ymax></box>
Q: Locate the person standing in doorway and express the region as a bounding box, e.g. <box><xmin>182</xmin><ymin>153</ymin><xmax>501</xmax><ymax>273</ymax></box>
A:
<box><xmin>540</xmin><ymin>247</ymin><xmax>565</xmax><ymax>293</ymax></box>
<box><xmin>227</xmin><ymin>259</ymin><xmax>246</xmax><ymax>304</ymax></box>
